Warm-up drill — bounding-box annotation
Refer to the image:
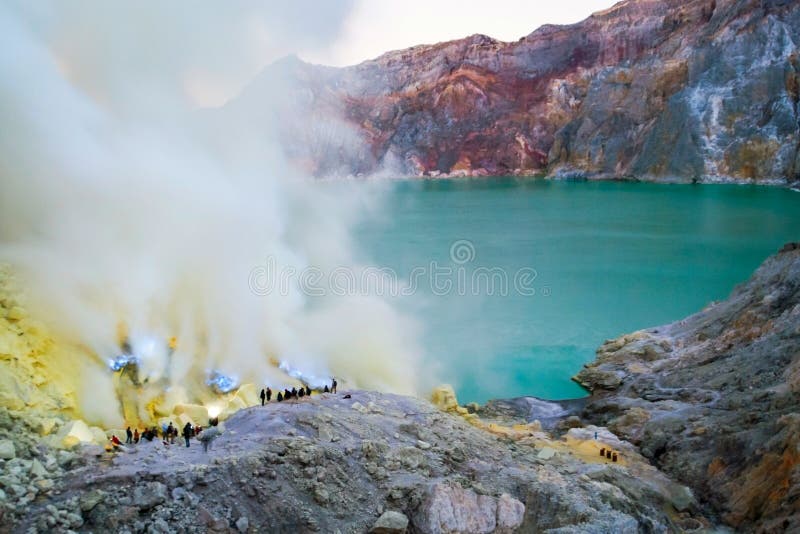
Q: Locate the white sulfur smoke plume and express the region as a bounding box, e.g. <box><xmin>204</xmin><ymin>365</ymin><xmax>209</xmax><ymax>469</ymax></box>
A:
<box><xmin>0</xmin><ymin>2</ymin><xmax>423</xmax><ymax>426</ymax></box>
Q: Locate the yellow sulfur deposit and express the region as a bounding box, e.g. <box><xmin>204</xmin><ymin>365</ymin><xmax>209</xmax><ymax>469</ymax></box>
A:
<box><xmin>44</xmin><ymin>420</ymin><xmax>94</xmax><ymax>449</ymax></box>
<box><xmin>429</xmin><ymin>383</ymin><xmax>642</xmax><ymax>472</ymax></box>
<box><xmin>0</xmin><ymin>266</ymin><xmax>319</xmax><ymax>449</ymax></box>
<box><xmin>431</xmin><ymin>384</ymin><xmax>543</xmax><ymax>437</ymax></box>
<box><xmin>430</xmin><ymin>384</ymin><xmax>460</xmax><ymax>412</ymax></box>
<box><xmin>172</xmin><ymin>403</ymin><xmax>209</xmax><ymax>425</ymax></box>
<box><xmin>0</xmin><ymin>268</ymin><xmax>85</xmax><ymax>421</ymax></box>
<box><xmin>232</xmin><ymin>383</ymin><xmax>260</xmax><ymax>407</ymax></box>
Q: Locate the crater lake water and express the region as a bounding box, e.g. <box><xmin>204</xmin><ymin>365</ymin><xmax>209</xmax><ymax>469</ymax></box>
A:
<box><xmin>357</xmin><ymin>178</ymin><xmax>800</xmax><ymax>404</ymax></box>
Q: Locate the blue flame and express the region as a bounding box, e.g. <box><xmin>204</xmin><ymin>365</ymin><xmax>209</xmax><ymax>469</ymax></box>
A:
<box><xmin>108</xmin><ymin>354</ymin><xmax>138</xmax><ymax>371</ymax></box>
<box><xmin>206</xmin><ymin>371</ymin><xmax>238</xmax><ymax>393</ymax></box>
<box><xmin>278</xmin><ymin>360</ymin><xmax>328</xmax><ymax>389</ymax></box>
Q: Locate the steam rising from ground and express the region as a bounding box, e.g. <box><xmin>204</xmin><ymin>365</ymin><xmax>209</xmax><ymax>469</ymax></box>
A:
<box><xmin>0</xmin><ymin>2</ymin><xmax>422</xmax><ymax>426</ymax></box>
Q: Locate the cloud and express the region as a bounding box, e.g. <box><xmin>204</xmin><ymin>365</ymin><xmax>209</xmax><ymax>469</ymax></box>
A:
<box><xmin>9</xmin><ymin>0</ymin><xmax>356</xmax><ymax>107</ymax></box>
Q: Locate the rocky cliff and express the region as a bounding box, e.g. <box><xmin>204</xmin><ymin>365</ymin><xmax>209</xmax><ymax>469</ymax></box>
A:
<box><xmin>229</xmin><ymin>0</ymin><xmax>800</xmax><ymax>183</ymax></box>
<box><xmin>575</xmin><ymin>242</ymin><xmax>800</xmax><ymax>531</ymax></box>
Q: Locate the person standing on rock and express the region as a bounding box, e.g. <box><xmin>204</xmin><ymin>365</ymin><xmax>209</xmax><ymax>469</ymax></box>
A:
<box><xmin>332</xmin><ymin>378</ymin><xmax>337</xmax><ymax>393</ymax></box>
<box><xmin>182</xmin><ymin>422</ymin><xmax>193</xmax><ymax>447</ymax></box>
<box><xmin>266</xmin><ymin>387</ymin><xmax>272</xmax><ymax>402</ymax></box>
<box><xmin>277</xmin><ymin>391</ymin><xmax>283</xmax><ymax>402</ymax></box>
<box><xmin>305</xmin><ymin>385</ymin><xmax>311</xmax><ymax>396</ymax></box>
<box><xmin>298</xmin><ymin>387</ymin><xmax>305</xmax><ymax>398</ymax></box>
<box><xmin>125</xmin><ymin>426</ymin><xmax>133</xmax><ymax>444</ymax></box>
<box><xmin>260</xmin><ymin>388</ymin><xmax>266</xmax><ymax>406</ymax></box>
<box><xmin>133</xmin><ymin>428</ymin><xmax>140</xmax><ymax>444</ymax></box>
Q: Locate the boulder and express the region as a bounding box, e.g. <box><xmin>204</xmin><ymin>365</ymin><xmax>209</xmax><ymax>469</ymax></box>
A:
<box><xmin>175</xmin><ymin>413</ymin><xmax>195</xmax><ymax>430</ymax></box>
<box><xmin>496</xmin><ymin>494</ymin><xmax>525</xmax><ymax>533</ymax></box>
<box><xmin>30</xmin><ymin>459</ymin><xmax>47</xmax><ymax>477</ymax></box>
<box><xmin>132</xmin><ymin>481</ymin><xmax>167</xmax><ymax>511</ymax></box>
<box><xmin>53</xmin><ymin>420</ymin><xmax>95</xmax><ymax>449</ymax></box>
<box><xmin>668</xmin><ymin>484</ymin><xmax>696</xmax><ymax>513</ymax></box>
<box><xmin>0</xmin><ymin>439</ymin><xmax>15</xmax><ymax>459</ymax></box>
<box><xmin>573</xmin><ymin>368</ymin><xmax>622</xmax><ymax>391</ymax></box>
<box><xmin>430</xmin><ymin>385</ymin><xmax>460</xmax><ymax>412</ymax></box>
<box><xmin>562</xmin><ymin>416</ymin><xmax>583</xmax><ymax>429</ymax></box>
<box><xmin>38</xmin><ymin>418</ymin><xmax>59</xmax><ymax>436</ymax></box>
<box><xmin>608</xmin><ymin>407</ymin><xmax>651</xmax><ymax>439</ymax></box>
<box><xmin>537</xmin><ymin>447</ymin><xmax>557</xmax><ymax>460</ymax></box>
<box><xmin>235</xmin><ymin>516</ymin><xmax>250</xmax><ymax>532</ymax></box>
<box><xmin>415</xmin><ymin>482</ymin><xmax>495</xmax><ymax>534</ymax></box>
<box><xmin>34</xmin><ymin>478</ymin><xmax>53</xmax><ymax>491</ymax></box>
<box><xmin>79</xmin><ymin>489</ymin><xmax>105</xmax><ymax>512</ymax></box>
<box><xmin>0</xmin><ymin>372</ymin><xmax>26</xmax><ymax>410</ymax></box>
<box><xmin>221</xmin><ymin>396</ymin><xmax>247</xmax><ymax>420</ymax></box>
<box><xmin>414</xmin><ymin>482</ymin><xmax>524</xmax><ymax>534</ymax></box>
<box><xmin>391</xmin><ymin>447</ymin><xmax>427</xmax><ymax>470</ymax></box>
<box><xmin>233</xmin><ymin>383</ymin><xmax>260</xmax><ymax>407</ymax></box>
<box><xmin>371</xmin><ymin>510</ymin><xmax>409</xmax><ymax>533</ymax></box>
<box><xmin>173</xmin><ymin>403</ymin><xmax>210</xmax><ymax>425</ymax></box>
<box><xmin>92</xmin><ymin>427</ymin><xmax>111</xmax><ymax>445</ymax></box>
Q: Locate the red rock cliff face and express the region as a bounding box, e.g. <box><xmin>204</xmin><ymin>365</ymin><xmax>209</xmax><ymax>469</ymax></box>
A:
<box><xmin>228</xmin><ymin>0</ymin><xmax>800</xmax><ymax>183</ymax></box>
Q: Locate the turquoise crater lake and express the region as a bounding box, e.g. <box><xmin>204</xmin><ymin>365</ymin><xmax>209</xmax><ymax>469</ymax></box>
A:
<box><xmin>358</xmin><ymin>179</ymin><xmax>800</xmax><ymax>404</ymax></box>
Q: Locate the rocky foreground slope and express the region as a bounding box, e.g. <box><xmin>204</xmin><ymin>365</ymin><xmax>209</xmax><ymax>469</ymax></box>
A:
<box><xmin>3</xmin><ymin>390</ymin><xmax>701</xmax><ymax>533</ymax></box>
<box><xmin>574</xmin><ymin>242</ymin><xmax>800</xmax><ymax>531</ymax></box>
<box><xmin>227</xmin><ymin>0</ymin><xmax>800</xmax><ymax>184</ymax></box>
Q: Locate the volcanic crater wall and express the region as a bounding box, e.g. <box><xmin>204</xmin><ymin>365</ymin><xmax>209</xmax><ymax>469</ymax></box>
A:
<box><xmin>230</xmin><ymin>0</ymin><xmax>800</xmax><ymax>183</ymax></box>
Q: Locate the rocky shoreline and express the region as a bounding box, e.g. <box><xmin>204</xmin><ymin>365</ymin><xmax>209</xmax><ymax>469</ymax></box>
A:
<box><xmin>2</xmin><ymin>244</ymin><xmax>799</xmax><ymax>532</ymax></box>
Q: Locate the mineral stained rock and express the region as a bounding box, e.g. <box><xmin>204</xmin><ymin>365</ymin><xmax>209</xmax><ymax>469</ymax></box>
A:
<box><xmin>577</xmin><ymin>242</ymin><xmax>800</xmax><ymax>531</ymax></box>
<box><xmin>225</xmin><ymin>0</ymin><xmax>800</xmax><ymax>184</ymax></box>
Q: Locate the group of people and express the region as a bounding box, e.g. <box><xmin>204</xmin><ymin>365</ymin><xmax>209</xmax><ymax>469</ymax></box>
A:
<box><xmin>599</xmin><ymin>447</ymin><xmax>619</xmax><ymax>462</ymax></box>
<box><xmin>259</xmin><ymin>379</ymin><xmax>337</xmax><ymax>405</ymax></box>
<box><xmin>110</xmin><ymin>378</ymin><xmax>342</xmax><ymax>453</ymax></box>
<box><xmin>118</xmin><ymin>421</ymin><xmax>205</xmax><ymax>450</ymax></box>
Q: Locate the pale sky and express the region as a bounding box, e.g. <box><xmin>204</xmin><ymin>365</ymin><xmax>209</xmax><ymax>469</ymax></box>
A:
<box><xmin>304</xmin><ymin>0</ymin><xmax>619</xmax><ymax>67</ymax></box>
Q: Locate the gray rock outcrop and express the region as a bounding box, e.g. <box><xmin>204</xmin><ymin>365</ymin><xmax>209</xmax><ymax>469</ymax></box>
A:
<box><xmin>577</xmin><ymin>242</ymin><xmax>800</xmax><ymax>531</ymax></box>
